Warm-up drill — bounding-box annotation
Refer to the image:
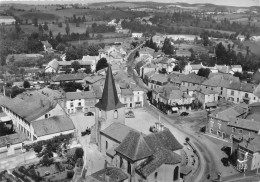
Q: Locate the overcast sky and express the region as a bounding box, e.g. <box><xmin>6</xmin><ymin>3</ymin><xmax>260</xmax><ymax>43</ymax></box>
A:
<box><xmin>0</xmin><ymin>0</ymin><xmax>259</xmax><ymax>7</ymax></box>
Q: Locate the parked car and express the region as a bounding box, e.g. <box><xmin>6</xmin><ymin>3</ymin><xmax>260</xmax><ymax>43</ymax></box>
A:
<box><xmin>125</xmin><ymin>110</ymin><xmax>135</xmax><ymax>118</ymax></box>
<box><xmin>180</xmin><ymin>112</ymin><xmax>189</xmax><ymax>116</ymax></box>
<box><xmin>81</xmin><ymin>128</ymin><xmax>91</xmax><ymax>136</ymax></box>
<box><xmin>84</xmin><ymin>112</ymin><xmax>94</xmax><ymax>116</ymax></box>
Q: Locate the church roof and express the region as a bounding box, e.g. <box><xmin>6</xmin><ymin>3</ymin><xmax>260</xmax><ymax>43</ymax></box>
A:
<box><xmin>115</xmin><ymin>130</ymin><xmax>154</xmax><ymax>162</ymax></box>
<box><xmin>95</xmin><ymin>64</ymin><xmax>124</xmax><ymax>111</ymax></box>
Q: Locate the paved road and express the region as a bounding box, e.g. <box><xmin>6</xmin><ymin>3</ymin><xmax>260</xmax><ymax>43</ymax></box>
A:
<box><xmin>126</xmin><ymin>45</ymin><xmax>219</xmax><ymax>182</ymax></box>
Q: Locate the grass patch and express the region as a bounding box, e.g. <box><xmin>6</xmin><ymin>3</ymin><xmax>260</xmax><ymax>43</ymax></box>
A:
<box><xmin>243</xmin><ymin>41</ymin><xmax>260</xmax><ymax>58</ymax></box>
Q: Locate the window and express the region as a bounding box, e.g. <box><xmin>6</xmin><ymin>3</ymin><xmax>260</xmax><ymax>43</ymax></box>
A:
<box><xmin>245</xmin><ymin>93</ymin><xmax>249</xmax><ymax>98</ymax></box>
<box><xmin>114</xmin><ymin>110</ymin><xmax>118</xmax><ymax>119</ymax></box>
<box><xmin>120</xmin><ymin>157</ymin><xmax>123</xmax><ymax>168</ymax></box>
<box><xmin>155</xmin><ymin>172</ymin><xmax>158</xmax><ymax>180</ymax></box>
<box><xmin>127</xmin><ymin>161</ymin><xmax>131</xmax><ymax>174</ymax></box>
<box><xmin>173</xmin><ymin>166</ymin><xmax>179</xmax><ymax>181</ymax></box>
<box><xmin>78</xmin><ymin>102</ymin><xmax>81</xmax><ymax>106</ymax></box>
<box><xmin>232</xmin><ymin>127</ymin><xmax>236</xmax><ymax>133</ymax></box>
<box><xmin>70</xmin><ymin>103</ymin><xmax>74</xmax><ymax>107</ymax></box>
<box><xmin>105</xmin><ymin>141</ymin><xmax>108</xmax><ymax>150</ymax></box>
<box><xmin>237</xmin><ymin>98</ymin><xmax>239</xmax><ymax>103</ymax></box>
<box><xmin>239</xmin><ymin>129</ymin><xmax>243</xmax><ymax>134</ymax></box>
<box><xmin>218</xmin><ymin>123</ymin><xmax>221</xmax><ymax>130</ymax></box>
<box><xmin>45</xmin><ymin>114</ymin><xmax>48</xmax><ymax>119</ymax></box>
<box><xmin>231</xmin><ymin>91</ymin><xmax>234</xmax><ymax>96</ymax></box>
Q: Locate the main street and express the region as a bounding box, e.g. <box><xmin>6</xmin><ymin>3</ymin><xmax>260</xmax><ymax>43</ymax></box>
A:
<box><xmin>126</xmin><ymin>44</ymin><xmax>223</xmax><ymax>182</ymax></box>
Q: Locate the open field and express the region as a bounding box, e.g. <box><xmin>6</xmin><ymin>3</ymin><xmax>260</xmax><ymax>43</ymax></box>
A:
<box><xmin>176</xmin><ymin>44</ymin><xmax>209</xmax><ymax>54</ymax></box>
<box><xmin>68</xmin><ymin>35</ymin><xmax>129</xmax><ymax>45</ymax></box>
<box><xmin>243</xmin><ymin>40</ymin><xmax>260</xmax><ymax>57</ymax></box>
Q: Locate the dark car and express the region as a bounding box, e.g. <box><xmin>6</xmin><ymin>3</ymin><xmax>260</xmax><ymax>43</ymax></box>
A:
<box><xmin>180</xmin><ymin>112</ymin><xmax>189</xmax><ymax>116</ymax></box>
<box><xmin>221</xmin><ymin>157</ymin><xmax>230</xmax><ymax>166</ymax></box>
<box><xmin>84</xmin><ymin>112</ymin><xmax>94</xmax><ymax>116</ymax></box>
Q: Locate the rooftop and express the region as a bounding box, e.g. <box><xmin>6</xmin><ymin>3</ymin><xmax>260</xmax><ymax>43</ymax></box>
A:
<box><xmin>228</xmin><ymin>117</ymin><xmax>260</xmax><ymax>132</ymax></box>
<box><xmin>52</xmin><ymin>73</ymin><xmax>87</xmax><ymax>82</ymax></box>
<box><xmin>100</xmin><ymin>123</ymin><xmax>135</xmax><ymax>143</ymax></box>
<box><xmin>31</xmin><ymin>115</ymin><xmax>75</xmax><ymax>137</ymax></box>
<box><xmin>65</xmin><ymin>91</ymin><xmax>96</xmax><ymax>100</ymax></box>
<box><xmin>0</xmin><ymin>132</ymin><xmax>28</xmax><ymax>148</ymax></box>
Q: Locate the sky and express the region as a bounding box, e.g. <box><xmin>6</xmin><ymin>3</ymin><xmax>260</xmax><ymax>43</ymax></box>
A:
<box><xmin>0</xmin><ymin>0</ymin><xmax>259</xmax><ymax>7</ymax></box>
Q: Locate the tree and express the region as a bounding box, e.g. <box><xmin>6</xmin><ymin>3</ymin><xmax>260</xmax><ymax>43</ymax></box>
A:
<box><xmin>92</xmin><ymin>23</ymin><xmax>97</xmax><ymax>29</ymax></box>
<box><xmin>197</xmin><ymin>68</ymin><xmax>211</xmax><ymax>78</ymax></box>
<box><xmin>71</xmin><ymin>61</ymin><xmax>81</xmax><ymax>72</ymax></box>
<box><xmin>40</xmin><ymin>155</ymin><xmax>54</xmax><ymax>166</ymax></box>
<box><xmin>34</xmin><ymin>144</ymin><xmax>43</xmax><ymax>154</ymax></box>
<box><xmin>74</xmin><ymin>148</ymin><xmax>84</xmax><ymax>159</ymax></box>
<box><xmin>43</xmin><ymin>22</ymin><xmax>48</xmax><ymax>31</ymax></box>
<box><xmin>23</xmin><ymin>80</ymin><xmax>31</xmax><ymax>88</ymax></box>
<box><xmin>65</xmin><ymin>23</ymin><xmax>70</xmax><ymax>35</ymax></box>
<box><xmin>15</xmin><ymin>21</ymin><xmax>21</xmax><ymax>33</ymax></box>
<box><xmin>96</xmin><ymin>58</ymin><xmax>108</xmax><ymax>72</ymax></box>
<box><xmin>38</xmin><ymin>24</ymin><xmax>43</xmax><ymax>32</ymax></box>
<box><xmin>84</xmin><ymin>67</ymin><xmax>92</xmax><ymax>74</ymax></box>
<box><xmin>67</xmin><ymin>170</ymin><xmax>74</xmax><ymax>179</ymax></box>
<box><xmin>85</xmin><ymin>29</ymin><xmax>90</xmax><ymax>38</ymax></box>
<box><xmin>96</xmin><ymin>34</ymin><xmax>103</xmax><ymax>42</ymax></box>
<box><xmin>49</xmin><ymin>30</ymin><xmax>53</xmax><ymax>38</ymax></box>
<box><xmin>33</xmin><ymin>18</ymin><xmax>38</xmax><ymax>27</ymax></box>
<box><xmin>162</xmin><ymin>37</ymin><xmax>174</xmax><ymax>55</ymax></box>
<box><xmin>65</xmin><ymin>47</ymin><xmax>83</xmax><ymax>61</ymax></box>
<box><xmin>56</xmin><ymin>43</ymin><xmax>66</xmax><ymax>52</ymax></box>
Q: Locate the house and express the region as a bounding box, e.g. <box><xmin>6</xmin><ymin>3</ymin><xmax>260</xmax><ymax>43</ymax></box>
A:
<box><xmin>231</xmin><ymin>65</ymin><xmax>243</xmax><ymax>73</ymax></box>
<box><xmin>154</xmin><ymin>57</ymin><xmax>177</xmax><ymax>73</ymax></box>
<box><xmin>252</xmin><ymin>69</ymin><xmax>260</xmax><ymax>84</ymax></box>
<box><xmin>140</xmin><ymin>62</ymin><xmax>157</xmax><ymax>79</ymax></box>
<box><xmin>201</xmin><ymin>73</ymin><xmax>239</xmax><ymax>100</ymax></box>
<box><xmin>147</xmin><ymin>73</ymin><xmax>169</xmax><ymax>89</ymax></box>
<box><xmin>237</xmin><ymin>35</ymin><xmax>245</xmax><ymax>42</ymax></box>
<box><xmin>45</xmin><ymin>59</ymin><xmax>59</xmax><ymax>73</ymax></box>
<box><xmin>232</xmin><ymin>135</ymin><xmax>260</xmax><ymax>172</ymax></box>
<box><xmin>51</xmin><ymin>73</ymin><xmax>87</xmax><ymax>84</ymax></box>
<box><xmin>0</xmin><ymin>92</ymin><xmax>74</xmax><ymax>141</ymax></box>
<box><xmin>41</xmin><ymin>41</ymin><xmax>53</xmax><ymax>52</ymax></box>
<box><xmin>180</xmin><ymin>73</ymin><xmax>206</xmax><ymax>87</ymax></box>
<box><xmin>152</xmin><ymin>86</ymin><xmax>194</xmax><ymax>113</ymax></box>
<box><xmin>83</xmin><ymin>75</ymin><xmax>105</xmax><ymax>90</ymax></box>
<box><xmin>132</xmin><ymin>33</ymin><xmax>143</xmax><ymax>38</ymax></box>
<box><xmin>183</xmin><ymin>62</ymin><xmax>204</xmax><ymax>74</ymax></box>
<box><xmin>0</xmin><ymin>132</ymin><xmax>28</xmax><ymax>158</ymax></box>
<box><xmin>226</xmin><ymin>82</ymin><xmax>260</xmax><ymax>104</ymax></box>
<box><xmin>196</xmin><ymin>88</ymin><xmax>218</xmax><ymax>109</ymax></box>
<box><xmin>65</xmin><ymin>90</ymin><xmax>97</xmax><ymax>114</ymax></box>
<box><xmin>206</xmin><ymin>103</ymin><xmax>249</xmax><ymax>141</ymax></box>
<box><xmin>139</xmin><ymin>47</ymin><xmax>155</xmax><ymax>57</ymax></box>
<box><xmin>0</xmin><ymin>16</ymin><xmax>15</xmax><ymax>25</ymax></box>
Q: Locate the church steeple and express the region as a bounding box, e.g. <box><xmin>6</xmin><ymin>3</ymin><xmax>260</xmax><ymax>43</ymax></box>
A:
<box><xmin>95</xmin><ymin>64</ymin><xmax>124</xmax><ymax>111</ymax></box>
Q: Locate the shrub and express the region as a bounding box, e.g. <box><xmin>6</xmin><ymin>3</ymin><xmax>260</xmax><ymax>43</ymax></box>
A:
<box><xmin>74</xmin><ymin>148</ymin><xmax>84</xmax><ymax>159</ymax></box>
<box><xmin>67</xmin><ymin>170</ymin><xmax>74</xmax><ymax>179</ymax></box>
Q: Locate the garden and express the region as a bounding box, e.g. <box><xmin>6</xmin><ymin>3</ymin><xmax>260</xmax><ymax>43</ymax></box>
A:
<box><xmin>10</xmin><ymin>134</ymin><xmax>84</xmax><ymax>182</ymax></box>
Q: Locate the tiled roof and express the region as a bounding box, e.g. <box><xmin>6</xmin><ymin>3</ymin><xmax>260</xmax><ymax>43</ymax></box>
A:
<box><xmin>0</xmin><ymin>133</ymin><xmax>28</xmax><ymax>148</ymax></box>
<box><xmin>121</xmin><ymin>89</ymin><xmax>133</xmax><ymax>96</ymax></box>
<box><xmin>31</xmin><ymin>115</ymin><xmax>75</xmax><ymax>137</ymax></box>
<box><xmin>180</xmin><ymin>73</ymin><xmax>206</xmax><ymax>84</ymax></box>
<box><xmin>86</xmin><ymin>167</ymin><xmax>128</xmax><ymax>182</ymax></box>
<box><xmin>150</xmin><ymin>74</ymin><xmax>168</xmax><ymax>83</ymax></box>
<box><xmin>210</xmin><ymin>104</ymin><xmax>248</xmax><ymax>121</ymax></box>
<box><xmin>136</xmin><ymin>148</ymin><xmax>182</xmax><ymax>178</ymax></box>
<box><xmin>41</xmin><ymin>41</ymin><xmax>52</xmax><ymax>48</ymax></box>
<box><xmin>65</xmin><ymin>91</ymin><xmax>96</xmax><ymax>100</ymax></box>
<box><xmin>228</xmin><ymin>82</ymin><xmax>256</xmax><ymax>93</ymax></box>
<box><xmin>197</xmin><ymin>88</ymin><xmax>218</xmax><ymax>95</ymax></box>
<box><xmin>84</xmin><ymin>76</ymin><xmax>104</xmax><ymax>84</ymax></box>
<box><xmin>228</xmin><ymin>117</ymin><xmax>260</xmax><ymax>132</ymax></box>
<box><xmin>115</xmin><ymin>130</ymin><xmax>154</xmax><ymax>162</ymax></box>
<box><xmin>95</xmin><ymin>64</ymin><xmax>124</xmax><ymax>111</ymax></box>
<box><xmin>52</xmin><ymin>73</ymin><xmax>87</xmax><ymax>82</ymax></box>
<box><xmin>45</xmin><ymin>59</ymin><xmax>59</xmax><ymax>71</ymax></box>
<box><xmin>144</xmin><ymin>128</ymin><xmax>183</xmax><ymax>152</ymax></box>
<box><xmin>238</xmin><ymin>135</ymin><xmax>260</xmax><ymax>153</ymax></box>
<box><xmin>101</xmin><ymin>123</ymin><xmax>135</xmax><ymax>143</ymax></box>
<box><xmin>202</xmin><ymin>74</ymin><xmax>239</xmax><ymax>88</ymax></box>
<box><xmin>0</xmin><ymin>94</ymin><xmax>56</xmax><ymax>123</ymax></box>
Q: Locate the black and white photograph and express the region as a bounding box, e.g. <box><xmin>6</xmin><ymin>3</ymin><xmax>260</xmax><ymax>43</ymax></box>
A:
<box><xmin>0</xmin><ymin>0</ymin><xmax>260</xmax><ymax>181</ymax></box>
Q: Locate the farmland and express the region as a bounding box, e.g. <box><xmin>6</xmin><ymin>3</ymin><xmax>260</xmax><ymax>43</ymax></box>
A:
<box><xmin>243</xmin><ymin>40</ymin><xmax>260</xmax><ymax>57</ymax></box>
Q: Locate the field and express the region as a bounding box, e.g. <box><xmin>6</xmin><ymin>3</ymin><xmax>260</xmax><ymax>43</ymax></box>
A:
<box><xmin>176</xmin><ymin>44</ymin><xmax>208</xmax><ymax>54</ymax></box>
<box><xmin>213</xmin><ymin>14</ymin><xmax>249</xmax><ymax>21</ymax></box>
<box><xmin>89</xmin><ymin>2</ymin><xmax>142</xmax><ymax>8</ymax></box>
<box><xmin>243</xmin><ymin>40</ymin><xmax>260</xmax><ymax>57</ymax></box>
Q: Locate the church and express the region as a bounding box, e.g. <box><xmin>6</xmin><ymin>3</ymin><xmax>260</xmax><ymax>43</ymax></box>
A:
<box><xmin>90</xmin><ymin>64</ymin><xmax>183</xmax><ymax>182</ymax></box>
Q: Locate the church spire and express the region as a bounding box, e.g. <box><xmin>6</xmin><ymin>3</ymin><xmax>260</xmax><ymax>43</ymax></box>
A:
<box><xmin>95</xmin><ymin>64</ymin><xmax>124</xmax><ymax>111</ymax></box>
